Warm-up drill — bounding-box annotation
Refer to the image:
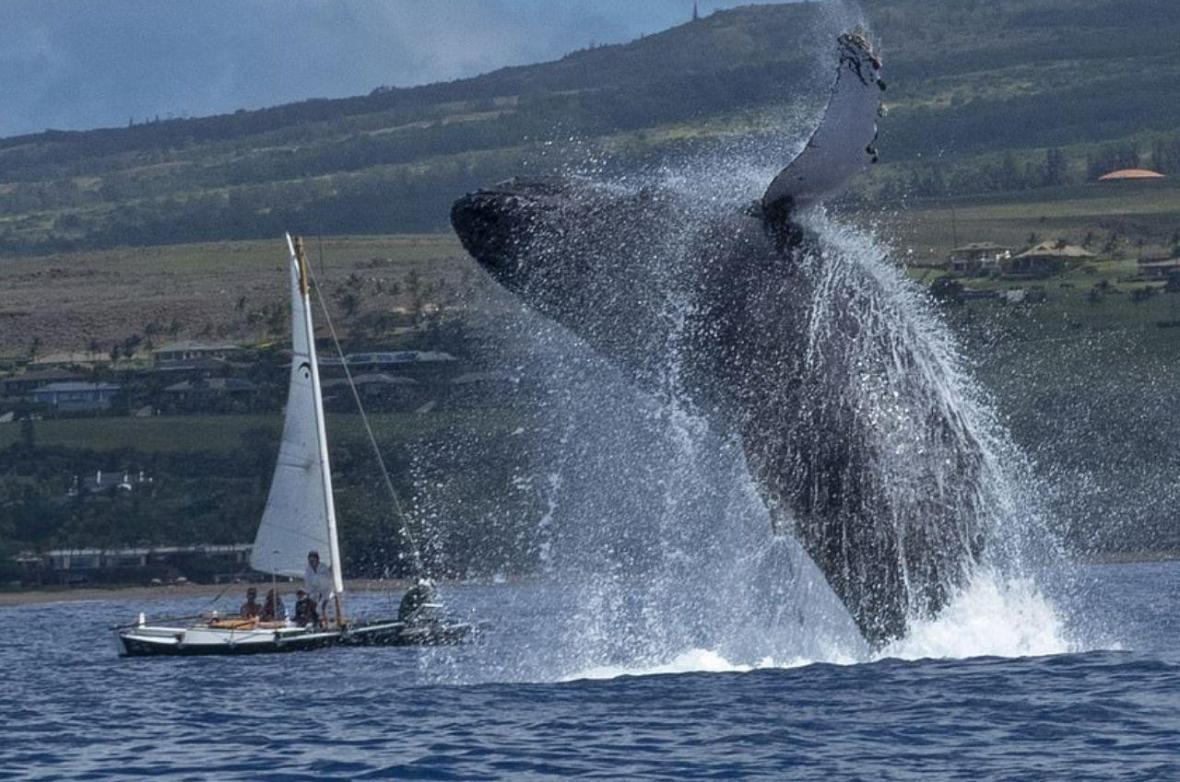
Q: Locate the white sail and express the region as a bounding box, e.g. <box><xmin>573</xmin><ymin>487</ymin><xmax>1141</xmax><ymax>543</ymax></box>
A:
<box><xmin>250</xmin><ymin>235</ymin><xmax>345</xmax><ymax>596</ymax></box>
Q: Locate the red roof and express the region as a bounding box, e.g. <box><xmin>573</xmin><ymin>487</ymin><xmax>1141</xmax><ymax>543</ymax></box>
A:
<box><xmin>1098</xmin><ymin>168</ymin><xmax>1165</xmax><ymax>181</ymax></box>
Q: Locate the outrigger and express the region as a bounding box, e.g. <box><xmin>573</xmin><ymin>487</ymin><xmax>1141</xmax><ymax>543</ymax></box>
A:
<box><xmin>114</xmin><ymin>235</ymin><xmax>471</xmax><ymax>656</ymax></box>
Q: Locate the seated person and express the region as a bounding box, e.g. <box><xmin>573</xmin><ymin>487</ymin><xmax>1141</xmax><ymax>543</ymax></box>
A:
<box><xmin>398</xmin><ymin>579</ymin><xmax>438</xmax><ymax>625</ymax></box>
<box><xmin>239</xmin><ymin>587</ymin><xmax>262</xmax><ymax>619</ymax></box>
<box><xmin>260</xmin><ymin>588</ymin><xmax>285</xmax><ymax>622</ymax></box>
<box><xmin>293</xmin><ymin>589</ymin><xmax>320</xmax><ymax>628</ymax></box>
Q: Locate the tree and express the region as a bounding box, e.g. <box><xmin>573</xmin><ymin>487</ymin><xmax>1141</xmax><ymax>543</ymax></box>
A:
<box><xmin>337</xmin><ymin>291</ymin><xmax>361</xmax><ymax>319</ymax></box>
<box><xmin>930</xmin><ymin>276</ymin><xmax>964</xmax><ymax>304</ymax></box>
<box><xmin>1043</xmin><ymin>147</ymin><xmax>1068</xmax><ymax>187</ymax></box>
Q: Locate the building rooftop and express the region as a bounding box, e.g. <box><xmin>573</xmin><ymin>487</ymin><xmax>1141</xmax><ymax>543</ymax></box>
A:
<box><xmin>1098</xmin><ymin>168</ymin><xmax>1165</xmax><ymax>181</ymax></box>
<box><xmin>32</xmin><ymin>381</ymin><xmax>121</xmax><ymax>393</ymax></box>
<box><xmin>20</xmin><ymin>543</ymin><xmax>253</xmax><ymax>559</ymax></box>
<box><xmin>323</xmin><ymin>350</ymin><xmax>458</xmax><ymax>366</ymax></box>
<box><xmin>29</xmin><ymin>351</ymin><xmax>109</xmax><ymax>367</ymax></box>
<box><xmin>152</xmin><ymin>341</ymin><xmax>243</xmax><ymax>354</ymax></box>
<box><xmin>951</xmin><ymin>242</ymin><xmax>1010</xmax><ymax>253</ymax></box>
<box><xmin>1014</xmin><ymin>241</ymin><xmax>1096</xmax><ymax>259</ymax></box>
<box><xmin>1</xmin><ymin>369</ymin><xmax>87</xmax><ymax>386</ymax></box>
<box><xmin>164</xmin><ymin>378</ymin><xmax>258</xmax><ymax>393</ymax></box>
<box><xmin>322</xmin><ymin>373</ymin><xmax>417</xmax><ymax>388</ymax></box>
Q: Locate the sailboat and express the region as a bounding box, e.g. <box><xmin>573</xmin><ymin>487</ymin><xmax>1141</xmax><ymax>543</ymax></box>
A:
<box><xmin>114</xmin><ymin>235</ymin><xmax>471</xmax><ymax>656</ymax></box>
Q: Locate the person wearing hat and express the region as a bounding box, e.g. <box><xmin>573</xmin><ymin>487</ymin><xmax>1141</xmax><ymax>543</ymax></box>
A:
<box><xmin>239</xmin><ymin>587</ymin><xmax>262</xmax><ymax>619</ymax></box>
<box><xmin>293</xmin><ymin>589</ymin><xmax>319</xmax><ymax>628</ymax></box>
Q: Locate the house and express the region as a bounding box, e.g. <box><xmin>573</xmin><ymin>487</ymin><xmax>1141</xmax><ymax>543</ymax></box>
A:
<box><xmin>1097</xmin><ymin>168</ymin><xmax>1165</xmax><ymax>182</ymax></box>
<box><xmin>1003</xmin><ymin>241</ymin><xmax>1095</xmax><ymax>278</ymax></box>
<box><xmin>150</xmin><ymin>356</ymin><xmax>234</xmax><ymax>377</ymax></box>
<box><xmin>28</xmin><ymin>351</ymin><xmax>109</xmax><ymax>370</ymax></box>
<box><xmin>1</xmin><ymin>369</ymin><xmax>88</xmax><ymax>398</ymax></box>
<box><xmin>152</xmin><ymin>341</ymin><xmax>244</xmax><ymax>367</ymax></box>
<box><xmin>67</xmin><ymin>469</ymin><xmax>153</xmax><ymax>496</ymax></box>
<box><xmin>321</xmin><ymin>373</ymin><xmax>420</xmax><ymax>409</ymax></box>
<box><xmin>30</xmin><ymin>381</ymin><xmax>121</xmax><ymax>412</ymax></box>
<box><xmin>15</xmin><ymin>543</ymin><xmax>253</xmax><ymax>586</ymax></box>
<box><xmin>1138</xmin><ymin>253</ymin><xmax>1180</xmax><ymax>280</ymax></box>
<box><xmin>162</xmin><ymin>377</ymin><xmax>258</xmax><ymax>412</ymax></box>
<box><xmin>948</xmin><ymin>242</ymin><xmax>1011</xmax><ymax>274</ymax></box>
<box><xmin>318</xmin><ymin>350</ymin><xmax>461</xmax><ymax>382</ymax></box>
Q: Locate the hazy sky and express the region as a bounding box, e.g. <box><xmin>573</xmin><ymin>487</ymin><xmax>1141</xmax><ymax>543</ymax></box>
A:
<box><xmin>0</xmin><ymin>0</ymin><xmax>802</xmax><ymax>139</ymax></box>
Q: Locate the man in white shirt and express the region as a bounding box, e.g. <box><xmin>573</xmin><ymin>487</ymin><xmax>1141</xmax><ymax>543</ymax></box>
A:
<box><xmin>304</xmin><ymin>550</ymin><xmax>332</xmax><ymax>623</ymax></box>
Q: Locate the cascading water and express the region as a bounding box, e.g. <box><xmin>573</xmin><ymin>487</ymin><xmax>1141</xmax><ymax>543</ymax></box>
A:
<box><xmin>427</xmin><ymin>11</ymin><xmax>1089</xmax><ymax>683</ymax></box>
<box><xmin>427</xmin><ymin>198</ymin><xmax>1081</xmax><ymax>683</ymax></box>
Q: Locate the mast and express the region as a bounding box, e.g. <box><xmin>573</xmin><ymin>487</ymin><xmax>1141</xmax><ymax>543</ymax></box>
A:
<box><xmin>292</xmin><ymin>235</ymin><xmax>347</xmax><ymax>624</ymax></box>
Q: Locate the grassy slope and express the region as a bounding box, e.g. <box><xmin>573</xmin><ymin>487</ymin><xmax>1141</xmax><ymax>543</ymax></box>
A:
<box><xmin>3</xmin><ymin>0</ymin><xmax>1179</xmax><ymax>556</ymax></box>
<box><xmin>0</xmin><ymin>410</ymin><xmax>518</xmax><ymax>453</ymax></box>
<box><xmin>2</xmin><ymin>0</ymin><xmax>1180</xmax><ymax>252</ymax></box>
<box><xmin>880</xmin><ymin>180</ymin><xmax>1180</xmax><ymax>264</ymax></box>
<box><xmin>0</xmin><ymin>233</ymin><xmax>468</xmax><ymax>357</ymax></box>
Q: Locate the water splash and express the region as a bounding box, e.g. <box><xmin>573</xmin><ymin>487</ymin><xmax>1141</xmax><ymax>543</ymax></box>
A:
<box><xmin>425</xmin><ymin>6</ymin><xmax>1095</xmax><ymax>683</ymax></box>
<box><xmin>880</xmin><ymin>570</ymin><xmax>1076</xmax><ymax>661</ymax></box>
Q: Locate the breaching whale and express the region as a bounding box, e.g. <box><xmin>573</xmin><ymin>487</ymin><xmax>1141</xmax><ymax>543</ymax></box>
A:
<box><xmin>451</xmin><ymin>33</ymin><xmax>988</xmax><ymax>645</ymax></box>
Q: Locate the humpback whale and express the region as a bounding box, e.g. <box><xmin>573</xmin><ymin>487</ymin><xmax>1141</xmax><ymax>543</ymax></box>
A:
<box><xmin>451</xmin><ymin>33</ymin><xmax>988</xmax><ymax>645</ymax></box>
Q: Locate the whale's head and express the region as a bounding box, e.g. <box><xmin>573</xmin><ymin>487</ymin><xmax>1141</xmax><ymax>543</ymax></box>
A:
<box><xmin>452</xmin><ymin>176</ymin><xmax>706</xmax><ymax>355</ymax></box>
<box><xmin>450</xmin><ymin>177</ymin><xmax>575</xmax><ymax>292</ymax></box>
<box><xmin>450</xmin><ymin>176</ymin><xmax>755</xmax><ymax>384</ymax></box>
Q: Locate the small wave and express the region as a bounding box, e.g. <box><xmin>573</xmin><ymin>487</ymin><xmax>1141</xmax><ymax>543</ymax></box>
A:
<box><xmin>564</xmin><ymin>649</ymin><xmax>787</xmax><ymax>681</ymax></box>
<box><xmin>563</xmin><ymin>647</ymin><xmax>866</xmax><ymax>682</ymax></box>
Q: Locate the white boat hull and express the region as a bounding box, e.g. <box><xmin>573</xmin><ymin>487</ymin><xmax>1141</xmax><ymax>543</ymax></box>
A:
<box><xmin>115</xmin><ymin>618</ymin><xmax>473</xmax><ymax>657</ymax></box>
<box><xmin>115</xmin><ymin>622</ymin><xmax>341</xmax><ymax>656</ymax></box>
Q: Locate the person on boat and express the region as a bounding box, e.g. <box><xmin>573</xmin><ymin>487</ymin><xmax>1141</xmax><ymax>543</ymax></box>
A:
<box><xmin>304</xmin><ymin>550</ymin><xmax>332</xmax><ymax>621</ymax></box>
<box><xmin>293</xmin><ymin>589</ymin><xmax>320</xmax><ymax>628</ymax></box>
<box><xmin>239</xmin><ymin>587</ymin><xmax>262</xmax><ymax>619</ymax></box>
<box><xmin>260</xmin><ymin>588</ymin><xmax>285</xmax><ymax>621</ymax></box>
<box><xmin>398</xmin><ymin>578</ymin><xmax>439</xmax><ymax>626</ymax></box>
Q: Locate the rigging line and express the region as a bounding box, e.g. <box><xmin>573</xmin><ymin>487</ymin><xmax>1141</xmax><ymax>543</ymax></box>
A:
<box><xmin>198</xmin><ymin>559</ymin><xmax>255</xmax><ymax>610</ymax></box>
<box><xmin>305</xmin><ymin>262</ymin><xmax>426</xmax><ymax>579</ymax></box>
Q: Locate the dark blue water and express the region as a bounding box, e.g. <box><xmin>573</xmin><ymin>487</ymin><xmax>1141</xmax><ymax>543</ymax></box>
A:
<box><xmin>2</xmin><ymin>562</ymin><xmax>1178</xmax><ymax>780</ymax></box>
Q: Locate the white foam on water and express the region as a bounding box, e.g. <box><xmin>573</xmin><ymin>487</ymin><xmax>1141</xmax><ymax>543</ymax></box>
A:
<box><xmin>561</xmin><ymin>569</ymin><xmax>1093</xmax><ymax>682</ymax></box>
<box><xmin>563</xmin><ymin>648</ymin><xmax>830</xmax><ymax>682</ymax></box>
<box><xmin>879</xmin><ymin>571</ymin><xmax>1075</xmax><ymax>661</ymax></box>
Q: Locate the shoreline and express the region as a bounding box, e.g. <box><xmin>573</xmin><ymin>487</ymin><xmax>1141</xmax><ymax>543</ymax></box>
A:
<box><xmin>3</xmin><ymin>557</ymin><xmax>1176</xmax><ymax>607</ymax></box>
<box><xmin>0</xmin><ymin>578</ymin><xmax>415</xmax><ymax>607</ymax></box>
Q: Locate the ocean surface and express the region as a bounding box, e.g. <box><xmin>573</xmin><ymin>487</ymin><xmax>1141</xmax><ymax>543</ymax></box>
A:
<box><xmin>2</xmin><ymin>561</ymin><xmax>1179</xmax><ymax>780</ymax></box>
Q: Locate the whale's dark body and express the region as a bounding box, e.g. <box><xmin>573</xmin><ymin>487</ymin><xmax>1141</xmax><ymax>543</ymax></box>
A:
<box><xmin>451</xmin><ymin>35</ymin><xmax>987</xmax><ymax>645</ymax></box>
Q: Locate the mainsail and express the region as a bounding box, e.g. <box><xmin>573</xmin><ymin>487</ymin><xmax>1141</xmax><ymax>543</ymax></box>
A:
<box><xmin>250</xmin><ymin>235</ymin><xmax>345</xmax><ymax>596</ymax></box>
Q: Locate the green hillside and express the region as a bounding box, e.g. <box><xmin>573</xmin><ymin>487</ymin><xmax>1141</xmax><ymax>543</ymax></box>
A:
<box><xmin>2</xmin><ymin>0</ymin><xmax>1180</xmax><ymax>253</ymax></box>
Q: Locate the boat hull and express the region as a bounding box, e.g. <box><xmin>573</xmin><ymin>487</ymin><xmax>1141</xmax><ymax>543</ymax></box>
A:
<box><xmin>115</xmin><ymin>623</ymin><xmax>341</xmax><ymax>657</ymax></box>
<box><xmin>115</xmin><ymin>618</ymin><xmax>473</xmax><ymax>657</ymax></box>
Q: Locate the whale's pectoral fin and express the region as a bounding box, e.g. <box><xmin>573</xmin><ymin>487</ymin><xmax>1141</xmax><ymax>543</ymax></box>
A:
<box><xmin>761</xmin><ymin>31</ymin><xmax>885</xmax><ymax>222</ymax></box>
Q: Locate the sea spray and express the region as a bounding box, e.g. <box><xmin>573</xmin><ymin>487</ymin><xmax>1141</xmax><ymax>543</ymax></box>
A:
<box><xmin>423</xmin><ymin>13</ymin><xmax>1085</xmax><ymax>684</ymax></box>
